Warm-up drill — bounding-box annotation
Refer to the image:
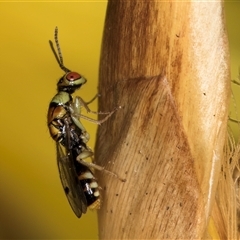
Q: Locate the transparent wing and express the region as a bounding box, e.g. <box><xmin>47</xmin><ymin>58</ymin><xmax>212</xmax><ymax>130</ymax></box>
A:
<box><xmin>56</xmin><ymin>142</ymin><xmax>87</xmax><ymax>218</ymax></box>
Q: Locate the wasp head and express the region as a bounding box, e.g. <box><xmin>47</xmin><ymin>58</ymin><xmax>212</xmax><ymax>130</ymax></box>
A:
<box><xmin>57</xmin><ymin>72</ymin><xmax>87</xmax><ymax>94</ymax></box>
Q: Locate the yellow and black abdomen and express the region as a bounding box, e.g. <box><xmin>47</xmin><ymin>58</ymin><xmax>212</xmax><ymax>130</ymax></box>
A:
<box><xmin>77</xmin><ymin>164</ymin><xmax>101</xmax><ymax>210</ymax></box>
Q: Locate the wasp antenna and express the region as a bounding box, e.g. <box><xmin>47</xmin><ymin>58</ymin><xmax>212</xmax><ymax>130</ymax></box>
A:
<box><xmin>49</xmin><ymin>40</ymin><xmax>61</xmax><ymax>67</ymax></box>
<box><xmin>54</xmin><ymin>27</ymin><xmax>63</xmax><ymax>64</ymax></box>
<box><xmin>54</xmin><ymin>27</ymin><xmax>71</xmax><ymax>73</ymax></box>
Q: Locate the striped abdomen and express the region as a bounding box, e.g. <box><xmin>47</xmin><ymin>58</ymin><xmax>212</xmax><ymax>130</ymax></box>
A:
<box><xmin>77</xmin><ymin>164</ymin><xmax>100</xmax><ymax>209</ymax></box>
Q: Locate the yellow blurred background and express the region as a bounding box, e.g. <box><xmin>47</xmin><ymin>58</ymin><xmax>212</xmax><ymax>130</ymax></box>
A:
<box><xmin>0</xmin><ymin>1</ymin><xmax>239</xmax><ymax>239</ymax></box>
<box><xmin>0</xmin><ymin>1</ymin><xmax>107</xmax><ymax>239</ymax></box>
<box><xmin>227</xmin><ymin>1</ymin><xmax>240</xmax><ymax>140</ymax></box>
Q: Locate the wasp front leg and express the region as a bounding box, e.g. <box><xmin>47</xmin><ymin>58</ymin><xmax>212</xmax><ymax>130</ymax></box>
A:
<box><xmin>84</xmin><ymin>94</ymin><xmax>100</xmax><ymax>105</ymax></box>
<box><xmin>75</xmin><ymin>95</ymin><xmax>117</xmax><ymax>115</ymax></box>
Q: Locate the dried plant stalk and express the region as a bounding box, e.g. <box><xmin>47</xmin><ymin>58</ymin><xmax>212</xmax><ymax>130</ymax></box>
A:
<box><xmin>211</xmin><ymin>127</ymin><xmax>240</xmax><ymax>239</ymax></box>
<box><xmin>95</xmin><ymin>1</ymin><xmax>230</xmax><ymax>239</ymax></box>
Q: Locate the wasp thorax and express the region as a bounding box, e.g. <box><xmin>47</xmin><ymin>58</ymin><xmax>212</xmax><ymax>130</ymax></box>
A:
<box><xmin>57</xmin><ymin>71</ymin><xmax>87</xmax><ymax>93</ymax></box>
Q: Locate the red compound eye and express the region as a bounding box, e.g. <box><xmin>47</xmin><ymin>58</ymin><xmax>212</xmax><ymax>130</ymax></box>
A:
<box><xmin>66</xmin><ymin>72</ymin><xmax>81</xmax><ymax>81</ymax></box>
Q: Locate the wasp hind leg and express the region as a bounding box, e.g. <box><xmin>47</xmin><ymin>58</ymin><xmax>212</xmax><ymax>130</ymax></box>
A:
<box><xmin>76</xmin><ymin>151</ymin><xmax>126</xmax><ymax>182</ymax></box>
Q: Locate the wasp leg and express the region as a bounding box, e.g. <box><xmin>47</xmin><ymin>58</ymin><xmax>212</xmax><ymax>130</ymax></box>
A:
<box><xmin>79</xmin><ymin>130</ymin><xmax>90</xmax><ymax>144</ymax></box>
<box><xmin>70</xmin><ymin>115</ymin><xmax>90</xmax><ymax>143</ymax></box>
<box><xmin>68</xmin><ymin>100</ymin><xmax>120</xmax><ymax>126</ymax></box>
<box><xmin>84</xmin><ymin>94</ymin><xmax>100</xmax><ymax>105</ymax></box>
<box><xmin>79</xmin><ymin>107</ymin><xmax>120</xmax><ymax>125</ymax></box>
<box><xmin>62</xmin><ymin>103</ymin><xmax>90</xmax><ymax>142</ymax></box>
<box><xmin>76</xmin><ymin>151</ymin><xmax>126</xmax><ymax>182</ymax></box>
<box><xmin>75</xmin><ymin>96</ymin><xmax>120</xmax><ymax>116</ymax></box>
